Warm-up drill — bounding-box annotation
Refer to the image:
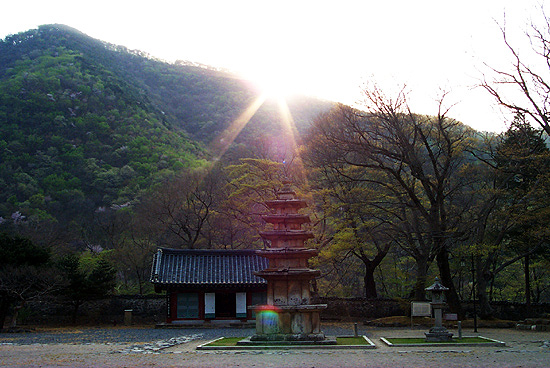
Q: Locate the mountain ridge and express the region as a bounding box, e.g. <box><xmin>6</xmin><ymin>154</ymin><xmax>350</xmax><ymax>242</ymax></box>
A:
<box><xmin>0</xmin><ymin>24</ymin><xmax>333</xmax><ymax>229</ymax></box>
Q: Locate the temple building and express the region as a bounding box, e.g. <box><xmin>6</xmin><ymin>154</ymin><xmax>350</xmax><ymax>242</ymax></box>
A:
<box><xmin>150</xmin><ymin>248</ymin><xmax>267</xmax><ymax>325</ymax></box>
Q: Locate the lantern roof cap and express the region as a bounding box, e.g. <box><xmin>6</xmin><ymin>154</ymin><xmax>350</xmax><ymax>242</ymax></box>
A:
<box><xmin>425</xmin><ymin>277</ymin><xmax>449</xmax><ymax>292</ymax></box>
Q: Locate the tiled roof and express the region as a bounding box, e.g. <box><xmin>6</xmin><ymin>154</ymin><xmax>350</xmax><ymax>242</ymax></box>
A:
<box><xmin>150</xmin><ymin>248</ymin><xmax>267</xmax><ymax>287</ymax></box>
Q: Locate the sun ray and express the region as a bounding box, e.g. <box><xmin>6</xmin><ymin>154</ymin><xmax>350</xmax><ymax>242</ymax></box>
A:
<box><xmin>275</xmin><ymin>97</ymin><xmax>308</xmax><ymax>183</ymax></box>
<box><xmin>209</xmin><ymin>94</ymin><xmax>266</xmax><ymax>161</ymax></box>
<box><xmin>208</xmin><ymin>88</ymin><xmax>308</xmax><ymax>187</ymax></box>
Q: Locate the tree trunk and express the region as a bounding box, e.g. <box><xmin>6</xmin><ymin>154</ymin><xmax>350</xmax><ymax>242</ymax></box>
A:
<box><xmin>364</xmin><ymin>264</ymin><xmax>378</xmax><ymax>299</ymax></box>
<box><xmin>72</xmin><ymin>301</ymin><xmax>82</xmax><ymax>324</ymax></box>
<box><xmin>525</xmin><ymin>254</ymin><xmax>531</xmax><ymax>306</ymax></box>
<box><xmin>413</xmin><ymin>256</ymin><xmax>429</xmax><ymax>300</ymax></box>
<box><xmin>9</xmin><ymin>305</ymin><xmax>22</xmax><ymax>329</ymax></box>
<box><xmin>358</xmin><ymin>246</ymin><xmax>390</xmax><ymax>300</ymax></box>
<box><xmin>0</xmin><ymin>297</ymin><xmax>11</xmax><ymax>332</ymax></box>
<box><xmin>436</xmin><ymin>247</ymin><xmax>463</xmax><ymax>317</ymax></box>
<box><xmin>476</xmin><ymin>269</ymin><xmax>493</xmax><ymax>319</ymax></box>
<box><xmin>136</xmin><ymin>266</ymin><xmax>144</xmax><ymax>295</ymax></box>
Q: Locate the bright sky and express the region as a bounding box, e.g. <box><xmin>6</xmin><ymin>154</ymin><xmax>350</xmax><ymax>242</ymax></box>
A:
<box><xmin>0</xmin><ymin>0</ymin><xmax>545</xmax><ymax>132</ymax></box>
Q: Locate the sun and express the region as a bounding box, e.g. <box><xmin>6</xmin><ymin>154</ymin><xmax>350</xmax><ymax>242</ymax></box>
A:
<box><xmin>252</xmin><ymin>72</ymin><xmax>293</xmax><ymax>100</ymax></box>
<box><xmin>210</xmin><ymin>64</ymin><xmax>304</xmax><ymax>162</ymax></box>
<box><xmin>242</xmin><ymin>63</ymin><xmax>304</xmax><ymax>101</ymax></box>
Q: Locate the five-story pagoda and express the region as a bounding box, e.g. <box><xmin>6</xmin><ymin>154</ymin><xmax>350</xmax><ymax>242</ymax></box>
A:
<box><xmin>246</xmin><ymin>180</ymin><xmax>330</xmax><ymax>343</ymax></box>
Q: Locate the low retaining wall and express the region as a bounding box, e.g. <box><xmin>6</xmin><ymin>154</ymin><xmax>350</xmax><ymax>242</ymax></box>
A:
<box><xmin>316</xmin><ymin>297</ymin><xmax>409</xmax><ymax>320</ymax></box>
<box><xmin>17</xmin><ymin>296</ymin><xmax>550</xmax><ymax>325</ymax></box>
<box><xmin>22</xmin><ymin>295</ymin><xmax>167</xmax><ymax>325</ymax></box>
<box><xmin>462</xmin><ymin>301</ymin><xmax>550</xmax><ymax>321</ymax></box>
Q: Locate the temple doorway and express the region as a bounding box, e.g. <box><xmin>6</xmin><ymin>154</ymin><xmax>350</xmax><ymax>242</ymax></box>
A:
<box><xmin>215</xmin><ymin>292</ymin><xmax>236</xmax><ymax>318</ymax></box>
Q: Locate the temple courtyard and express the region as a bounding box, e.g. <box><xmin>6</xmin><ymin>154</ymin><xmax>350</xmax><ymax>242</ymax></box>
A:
<box><xmin>0</xmin><ymin>323</ymin><xmax>549</xmax><ymax>367</ymax></box>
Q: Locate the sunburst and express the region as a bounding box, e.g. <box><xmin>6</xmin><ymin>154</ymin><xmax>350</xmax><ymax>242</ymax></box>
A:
<box><xmin>209</xmin><ymin>94</ymin><xmax>266</xmax><ymax>161</ymax></box>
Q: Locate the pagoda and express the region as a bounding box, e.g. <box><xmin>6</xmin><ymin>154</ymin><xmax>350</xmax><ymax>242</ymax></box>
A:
<box><xmin>247</xmin><ymin>180</ymin><xmax>330</xmax><ymax>343</ymax></box>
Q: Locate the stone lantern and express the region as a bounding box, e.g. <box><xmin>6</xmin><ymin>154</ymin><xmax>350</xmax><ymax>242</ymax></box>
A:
<box><xmin>425</xmin><ymin>277</ymin><xmax>454</xmax><ymax>342</ymax></box>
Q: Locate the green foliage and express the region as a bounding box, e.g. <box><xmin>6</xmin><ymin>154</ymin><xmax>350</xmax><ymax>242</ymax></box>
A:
<box><xmin>0</xmin><ymin>232</ymin><xmax>50</xmax><ymax>267</ymax></box>
<box><xmin>0</xmin><ymin>25</ymin><xmax>205</xmax><ymax>227</ymax></box>
<box><xmin>57</xmin><ymin>251</ymin><xmax>116</xmax><ymax>307</ymax></box>
<box><xmin>0</xmin><ymin>233</ymin><xmax>55</xmax><ymax>329</ymax></box>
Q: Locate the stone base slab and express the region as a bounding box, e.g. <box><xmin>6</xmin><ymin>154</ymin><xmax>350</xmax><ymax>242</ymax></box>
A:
<box><xmin>425</xmin><ymin>331</ymin><xmax>454</xmax><ymax>342</ymax></box>
<box><xmin>238</xmin><ymin>335</ymin><xmax>337</xmax><ymax>346</ymax></box>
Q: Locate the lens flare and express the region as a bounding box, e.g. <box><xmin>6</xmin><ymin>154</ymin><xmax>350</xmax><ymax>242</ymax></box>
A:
<box><xmin>256</xmin><ymin>305</ymin><xmax>281</xmax><ymax>332</ymax></box>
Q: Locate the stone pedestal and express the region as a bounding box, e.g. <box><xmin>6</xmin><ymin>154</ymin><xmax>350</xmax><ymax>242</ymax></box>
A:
<box><xmin>251</xmin><ymin>304</ymin><xmax>327</xmax><ymax>341</ymax></box>
<box><xmin>425</xmin><ymin>327</ymin><xmax>454</xmax><ymax>342</ymax></box>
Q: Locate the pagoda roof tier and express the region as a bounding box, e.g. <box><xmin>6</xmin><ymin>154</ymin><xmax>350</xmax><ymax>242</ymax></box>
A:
<box><xmin>264</xmin><ymin>199</ymin><xmax>308</xmax><ymax>209</ymax></box>
<box><xmin>255</xmin><ymin>268</ymin><xmax>321</xmax><ymax>279</ymax></box>
<box><xmin>262</xmin><ymin>214</ymin><xmax>311</xmax><ymax>224</ymax></box>
<box><xmin>256</xmin><ymin>248</ymin><xmax>318</xmax><ymax>258</ymax></box>
<box><xmin>275</xmin><ymin>188</ymin><xmax>296</xmax><ymax>197</ymax></box>
<box><xmin>260</xmin><ymin>230</ymin><xmax>314</xmax><ymax>241</ymax></box>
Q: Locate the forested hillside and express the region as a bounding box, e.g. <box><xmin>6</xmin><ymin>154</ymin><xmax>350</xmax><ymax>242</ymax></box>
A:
<box><xmin>0</xmin><ymin>24</ymin><xmax>332</xmax><ymax>228</ymax></box>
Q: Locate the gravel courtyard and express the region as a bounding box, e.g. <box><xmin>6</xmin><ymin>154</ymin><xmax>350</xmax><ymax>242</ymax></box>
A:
<box><xmin>1</xmin><ymin>323</ymin><xmax>549</xmax><ymax>367</ymax></box>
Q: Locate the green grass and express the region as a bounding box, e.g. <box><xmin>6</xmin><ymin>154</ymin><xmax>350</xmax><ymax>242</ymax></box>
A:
<box><xmin>336</xmin><ymin>337</ymin><xmax>370</xmax><ymax>345</ymax></box>
<box><xmin>205</xmin><ymin>337</ymin><xmax>243</xmax><ymax>346</ymax></box>
<box><xmin>385</xmin><ymin>337</ymin><xmax>492</xmax><ymax>344</ymax></box>
<box><xmin>203</xmin><ymin>336</ymin><xmax>370</xmax><ymax>347</ymax></box>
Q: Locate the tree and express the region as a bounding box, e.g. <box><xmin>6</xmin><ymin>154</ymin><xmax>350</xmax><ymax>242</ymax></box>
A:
<box><xmin>222</xmin><ymin>158</ymin><xmax>285</xmax><ymax>249</ymax></box>
<box><xmin>303</xmin><ymin>87</ymin><xmax>475</xmax><ymax>314</ymax></box>
<box><xmin>494</xmin><ymin>117</ymin><xmax>550</xmax><ymax>306</ymax></box>
<box><xmin>57</xmin><ymin>251</ymin><xmax>116</xmax><ymax>323</ymax></box>
<box><xmin>113</xmin><ymin>203</ymin><xmax>161</xmax><ymax>294</ymax></box>
<box><xmin>0</xmin><ymin>233</ymin><xmax>56</xmax><ymax>331</ymax></box>
<box><xmin>482</xmin><ymin>7</ymin><xmax>550</xmax><ymax>135</ymax></box>
<box><xmin>306</xmin><ymin>162</ymin><xmax>392</xmax><ymax>298</ymax></box>
<box><xmin>146</xmin><ymin>167</ymin><xmax>216</xmax><ymax>249</ymax></box>
<box><xmin>465</xmin><ymin>117</ymin><xmax>550</xmax><ymax>317</ymax></box>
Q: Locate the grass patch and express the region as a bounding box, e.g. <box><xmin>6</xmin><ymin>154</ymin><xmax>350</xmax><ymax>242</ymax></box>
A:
<box><xmin>205</xmin><ymin>337</ymin><xmax>242</xmax><ymax>346</ymax></box>
<box><xmin>386</xmin><ymin>337</ymin><xmax>493</xmax><ymax>344</ymax></box>
<box><xmin>336</xmin><ymin>337</ymin><xmax>369</xmax><ymax>345</ymax></box>
<box><xmin>204</xmin><ymin>336</ymin><xmax>370</xmax><ymax>347</ymax></box>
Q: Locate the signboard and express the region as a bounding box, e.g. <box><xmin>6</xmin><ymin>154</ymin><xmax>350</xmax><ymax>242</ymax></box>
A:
<box><xmin>411</xmin><ymin>302</ymin><xmax>431</xmax><ymax>317</ymax></box>
<box><xmin>411</xmin><ymin>301</ymin><xmax>431</xmax><ymax>329</ymax></box>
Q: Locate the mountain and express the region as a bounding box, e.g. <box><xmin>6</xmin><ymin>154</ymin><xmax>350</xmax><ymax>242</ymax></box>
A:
<box><xmin>0</xmin><ymin>24</ymin><xmax>333</xmax><ymax>228</ymax></box>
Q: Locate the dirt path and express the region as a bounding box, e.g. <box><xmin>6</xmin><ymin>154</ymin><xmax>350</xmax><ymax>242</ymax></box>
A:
<box><xmin>1</xmin><ymin>327</ymin><xmax>548</xmax><ymax>367</ymax></box>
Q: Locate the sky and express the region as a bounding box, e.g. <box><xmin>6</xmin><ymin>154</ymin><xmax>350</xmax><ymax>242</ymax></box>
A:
<box><xmin>0</xmin><ymin>0</ymin><xmax>546</xmax><ymax>133</ymax></box>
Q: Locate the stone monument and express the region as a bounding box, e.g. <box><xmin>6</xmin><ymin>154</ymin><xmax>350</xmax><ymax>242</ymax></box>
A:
<box><xmin>244</xmin><ymin>180</ymin><xmax>333</xmax><ymax>344</ymax></box>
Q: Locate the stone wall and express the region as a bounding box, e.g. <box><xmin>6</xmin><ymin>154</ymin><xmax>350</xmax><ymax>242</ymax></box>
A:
<box><xmin>17</xmin><ymin>296</ymin><xmax>550</xmax><ymax>325</ymax></box>
<box><xmin>317</xmin><ymin>297</ymin><xmax>550</xmax><ymax>322</ymax></box>
<box><xmin>316</xmin><ymin>297</ymin><xmax>410</xmax><ymax>321</ymax></box>
<box><xmin>462</xmin><ymin>301</ymin><xmax>550</xmax><ymax>321</ymax></box>
<box><xmin>23</xmin><ymin>295</ymin><xmax>167</xmax><ymax>325</ymax></box>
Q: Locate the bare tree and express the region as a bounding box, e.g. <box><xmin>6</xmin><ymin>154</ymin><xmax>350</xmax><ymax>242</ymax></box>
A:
<box><xmin>147</xmin><ymin>168</ymin><xmax>216</xmax><ymax>249</ymax></box>
<box><xmin>482</xmin><ymin>8</ymin><xmax>550</xmax><ymax>135</ymax></box>
<box><xmin>0</xmin><ymin>265</ymin><xmax>63</xmax><ymax>330</ymax></box>
<box><xmin>303</xmin><ymin>87</ymin><xmax>475</xmax><ymax>314</ymax></box>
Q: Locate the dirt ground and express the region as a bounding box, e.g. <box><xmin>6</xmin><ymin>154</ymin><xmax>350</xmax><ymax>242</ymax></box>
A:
<box><xmin>1</xmin><ymin>324</ymin><xmax>549</xmax><ymax>368</ymax></box>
